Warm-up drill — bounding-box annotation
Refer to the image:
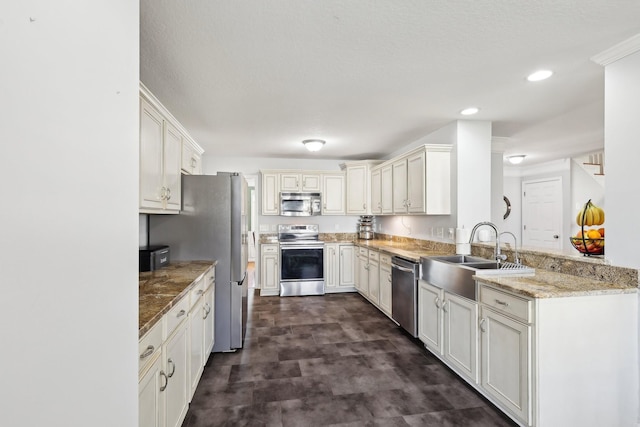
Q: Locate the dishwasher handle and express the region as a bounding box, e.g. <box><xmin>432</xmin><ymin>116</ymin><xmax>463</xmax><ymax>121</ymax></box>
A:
<box><xmin>392</xmin><ymin>263</ymin><xmax>416</xmax><ymax>274</ymax></box>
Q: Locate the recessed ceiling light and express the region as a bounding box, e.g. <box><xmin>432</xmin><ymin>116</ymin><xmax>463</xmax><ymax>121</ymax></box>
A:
<box><xmin>460</xmin><ymin>107</ymin><xmax>479</xmax><ymax>115</ymax></box>
<box><xmin>527</xmin><ymin>70</ymin><xmax>553</xmax><ymax>82</ymax></box>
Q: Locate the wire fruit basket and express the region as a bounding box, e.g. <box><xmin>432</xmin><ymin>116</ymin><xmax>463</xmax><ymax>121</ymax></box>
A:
<box><xmin>570</xmin><ymin>199</ymin><xmax>605</xmax><ymax>256</ymax></box>
<box><xmin>569</xmin><ymin>236</ymin><xmax>604</xmax><ymax>255</ymax></box>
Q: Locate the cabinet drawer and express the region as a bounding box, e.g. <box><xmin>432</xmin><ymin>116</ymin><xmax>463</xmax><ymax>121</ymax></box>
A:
<box><xmin>190</xmin><ymin>277</ymin><xmax>206</xmax><ymax>305</ymax></box>
<box><xmin>262</xmin><ymin>244</ymin><xmax>278</xmax><ymax>254</ymax></box>
<box><xmin>139</xmin><ymin>321</ymin><xmax>162</xmax><ymax>372</ymax></box>
<box><xmin>368</xmin><ymin>250</ymin><xmax>379</xmax><ymax>261</ymax></box>
<box><xmin>479</xmin><ymin>285</ymin><xmax>531</xmax><ymax>323</ymax></box>
<box><xmin>358</xmin><ymin>247</ymin><xmax>369</xmax><ymax>256</ymax></box>
<box><xmin>164</xmin><ymin>295</ymin><xmax>190</xmax><ymax>339</ymax></box>
<box><xmin>380</xmin><ymin>254</ymin><xmax>392</xmax><ymax>265</ymax></box>
<box><xmin>204</xmin><ymin>266</ymin><xmax>215</xmax><ymax>291</ymax></box>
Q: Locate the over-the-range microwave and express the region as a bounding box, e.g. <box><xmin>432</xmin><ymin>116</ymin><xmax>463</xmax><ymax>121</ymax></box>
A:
<box><xmin>280</xmin><ymin>192</ymin><xmax>321</xmax><ymax>216</ymax></box>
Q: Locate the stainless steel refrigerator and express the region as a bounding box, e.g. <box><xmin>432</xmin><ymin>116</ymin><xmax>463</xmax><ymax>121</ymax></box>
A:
<box><xmin>149</xmin><ymin>172</ymin><xmax>248</xmax><ymax>352</ymax></box>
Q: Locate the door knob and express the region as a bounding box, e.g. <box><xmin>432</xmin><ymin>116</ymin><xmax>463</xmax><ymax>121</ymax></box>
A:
<box><xmin>553</xmin><ymin>235</ymin><xmax>559</xmax><ymax>239</ymax></box>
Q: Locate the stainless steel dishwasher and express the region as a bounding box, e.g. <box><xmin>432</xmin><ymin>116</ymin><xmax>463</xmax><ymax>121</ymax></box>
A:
<box><xmin>391</xmin><ymin>256</ymin><xmax>419</xmax><ymax>337</ymax></box>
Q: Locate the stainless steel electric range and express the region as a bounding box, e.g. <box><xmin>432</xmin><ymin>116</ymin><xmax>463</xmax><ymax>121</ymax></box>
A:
<box><xmin>277</xmin><ymin>224</ymin><xmax>325</xmax><ymax>296</ymax></box>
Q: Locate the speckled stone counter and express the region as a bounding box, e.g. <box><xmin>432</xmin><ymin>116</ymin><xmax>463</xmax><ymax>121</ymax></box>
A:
<box><xmin>475</xmin><ymin>269</ymin><xmax>636</xmax><ymax>298</ymax></box>
<box><xmin>354</xmin><ymin>239</ymin><xmax>448</xmax><ymax>262</ymax></box>
<box><xmin>139</xmin><ymin>260</ymin><xmax>215</xmax><ymax>337</ymax></box>
<box><xmin>353</xmin><ymin>238</ymin><xmax>637</xmax><ymax>298</ymax></box>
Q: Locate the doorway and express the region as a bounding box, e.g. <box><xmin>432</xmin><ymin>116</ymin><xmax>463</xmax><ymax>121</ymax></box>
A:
<box><xmin>521</xmin><ymin>177</ymin><xmax>563</xmax><ymax>250</ymax></box>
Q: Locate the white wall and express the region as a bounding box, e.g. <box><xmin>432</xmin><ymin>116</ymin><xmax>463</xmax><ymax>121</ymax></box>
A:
<box><xmin>603</xmin><ymin>50</ymin><xmax>640</xmax><ymax>268</ymax></box>
<box><xmin>0</xmin><ymin>3</ymin><xmax>139</xmax><ymax>427</ymax></box>
<box><xmin>570</xmin><ymin>160</ymin><xmax>605</xmax><ymax>237</ymax></box>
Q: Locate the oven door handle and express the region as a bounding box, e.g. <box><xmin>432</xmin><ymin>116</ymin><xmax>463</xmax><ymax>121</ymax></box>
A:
<box><xmin>280</xmin><ymin>245</ymin><xmax>324</xmax><ymax>250</ymax></box>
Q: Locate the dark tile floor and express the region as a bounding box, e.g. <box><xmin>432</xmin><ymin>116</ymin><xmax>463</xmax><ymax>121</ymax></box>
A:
<box><xmin>183</xmin><ymin>291</ymin><xmax>518</xmax><ymax>427</ymax></box>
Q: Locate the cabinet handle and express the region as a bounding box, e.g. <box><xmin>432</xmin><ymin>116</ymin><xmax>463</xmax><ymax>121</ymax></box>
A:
<box><xmin>159</xmin><ymin>371</ymin><xmax>168</xmax><ymax>392</ymax></box>
<box><xmin>434</xmin><ymin>297</ymin><xmax>441</xmax><ymax>309</ymax></box>
<box><xmin>479</xmin><ymin>318</ymin><xmax>487</xmax><ymax>332</ymax></box>
<box><xmin>166</xmin><ymin>187</ymin><xmax>171</xmax><ymax>200</ymax></box>
<box><xmin>160</xmin><ymin>186</ymin><xmax>167</xmax><ymax>200</ymax></box>
<box><xmin>139</xmin><ymin>345</ymin><xmax>155</xmax><ymax>360</ymax></box>
<box><xmin>406</xmin><ymin>199</ymin><xmax>411</xmax><ymax>207</ymax></box>
<box><xmin>494</xmin><ymin>299</ymin><xmax>510</xmax><ymax>307</ymax></box>
<box><xmin>167</xmin><ymin>358</ymin><xmax>176</xmax><ymax>377</ymax></box>
<box><xmin>197</xmin><ymin>289</ymin><xmax>204</xmax><ymax>296</ymax></box>
<box><xmin>363</xmin><ymin>203</ymin><xmax>366</xmax><ymax>209</ymax></box>
<box><xmin>203</xmin><ymin>304</ymin><xmax>208</xmax><ymax>319</ymax></box>
<box><xmin>442</xmin><ymin>300</ymin><xmax>448</xmax><ymax>312</ymax></box>
<box><xmin>191</xmin><ymin>157</ymin><xmax>197</xmax><ymax>168</ymax></box>
<box><xmin>176</xmin><ymin>309</ymin><xmax>186</xmax><ymax>318</ymax></box>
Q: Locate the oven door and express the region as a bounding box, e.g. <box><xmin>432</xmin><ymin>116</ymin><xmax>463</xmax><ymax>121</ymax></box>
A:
<box><xmin>279</xmin><ymin>244</ymin><xmax>325</xmax><ymax>296</ymax></box>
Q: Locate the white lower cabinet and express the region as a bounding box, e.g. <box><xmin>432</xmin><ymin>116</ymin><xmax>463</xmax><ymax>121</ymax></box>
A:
<box><xmin>260</xmin><ymin>244</ymin><xmax>279</xmax><ymax>296</ymax></box>
<box><xmin>163</xmin><ymin>319</ymin><xmax>189</xmax><ymax>427</ymax></box>
<box><xmin>355</xmin><ymin>248</ymin><xmax>369</xmax><ymax>295</ymax></box>
<box><xmin>367</xmin><ymin>253</ymin><xmax>380</xmax><ymax>305</ymax></box>
<box><xmin>418</xmin><ymin>280</ymin><xmax>478</xmax><ymax>382</ymax></box>
<box><xmin>480</xmin><ymin>305</ymin><xmax>530</xmax><ymax>424</ymax></box>
<box><xmin>325</xmin><ymin>243</ymin><xmax>356</xmax><ymax>293</ymax></box>
<box><xmin>443</xmin><ymin>292</ymin><xmax>478</xmax><ymax>382</ymax></box>
<box><xmin>139</xmin><ymin>351</ymin><xmax>163</xmax><ymax>427</ymax></box>
<box><xmin>378</xmin><ymin>255</ymin><xmax>392</xmax><ymax>316</ymax></box>
<box><xmin>139</xmin><ymin>265</ymin><xmax>216</xmax><ymax>427</ymax></box>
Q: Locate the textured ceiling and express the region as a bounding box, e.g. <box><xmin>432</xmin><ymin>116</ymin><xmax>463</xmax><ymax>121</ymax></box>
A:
<box><xmin>140</xmin><ymin>0</ymin><xmax>640</xmax><ymax>165</ymax></box>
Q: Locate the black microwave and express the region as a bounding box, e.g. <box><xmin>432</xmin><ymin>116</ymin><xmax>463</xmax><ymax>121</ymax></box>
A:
<box><xmin>139</xmin><ymin>245</ymin><xmax>170</xmax><ymax>272</ymax></box>
<box><xmin>280</xmin><ymin>192</ymin><xmax>321</xmax><ymax>216</ymax></box>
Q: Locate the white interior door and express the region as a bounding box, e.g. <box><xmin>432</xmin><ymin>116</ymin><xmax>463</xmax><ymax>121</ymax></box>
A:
<box><xmin>522</xmin><ymin>178</ymin><xmax>562</xmax><ymax>250</ymax></box>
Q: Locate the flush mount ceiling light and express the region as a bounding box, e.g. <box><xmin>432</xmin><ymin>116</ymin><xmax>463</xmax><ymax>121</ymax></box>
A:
<box><xmin>302</xmin><ymin>139</ymin><xmax>326</xmax><ymax>152</ymax></box>
<box><xmin>527</xmin><ymin>70</ymin><xmax>553</xmax><ymax>82</ymax></box>
<box><xmin>507</xmin><ymin>154</ymin><xmax>526</xmax><ymax>164</ymax></box>
<box><xmin>460</xmin><ymin>107</ymin><xmax>479</xmax><ymax>115</ymax></box>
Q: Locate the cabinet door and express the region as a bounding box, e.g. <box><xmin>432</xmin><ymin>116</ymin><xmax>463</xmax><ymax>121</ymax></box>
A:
<box><xmin>480</xmin><ymin>307</ymin><xmax>530</xmax><ymax>424</ymax></box>
<box><xmin>280</xmin><ymin>173</ymin><xmax>301</xmax><ymax>192</ymax></box>
<box><xmin>356</xmin><ymin>254</ymin><xmax>369</xmax><ymax>294</ymax></box>
<box><xmin>367</xmin><ymin>259</ymin><xmax>380</xmax><ymax>305</ymax></box>
<box><xmin>418</xmin><ymin>280</ymin><xmax>443</xmax><ymax>353</ymax></box>
<box><xmin>302</xmin><ymin>174</ymin><xmax>321</xmax><ymax>192</ymax></box>
<box><xmin>139</xmin><ymin>351</ymin><xmax>163</xmax><ymax>427</ymax></box>
<box><xmin>163</xmin><ymin>123</ymin><xmax>182</xmax><ymax>212</ymax></box>
<box><xmin>188</xmin><ymin>296</ymin><xmax>205</xmax><ymax>401</ymax></box>
<box><xmin>371</xmin><ymin>168</ymin><xmax>382</xmax><ymax>215</ymax></box>
<box><xmin>406</xmin><ymin>150</ymin><xmax>426</xmax><ymax>213</ymax></box>
<box><xmin>346</xmin><ymin>165</ymin><xmax>369</xmax><ymax>215</ymax></box>
<box><xmin>381</xmin><ymin>164</ymin><xmax>394</xmax><ymax>214</ymax></box>
<box><xmin>322</xmin><ymin>174</ymin><xmax>345</xmax><ymax>215</ymax></box>
<box><xmin>324</xmin><ymin>244</ymin><xmax>338</xmax><ymax>289</ymax></box>
<box><xmin>443</xmin><ymin>293</ymin><xmax>478</xmax><ymax>382</ymax></box>
<box><xmin>338</xmin><ymin>245</ymin><xmax>355</xmax><ymax>287</ymax></box>
<box><xmin>140</xmin><ymin>99</ymin><xmax>165</xmax><ymax>210</ymax></box>
<box><xmin>261</xmin><ymin>248</ymin><xmax>279</xmax><ymax>291</ymax></box>
<box><xmin>392</xmin><ymin>159</ymin><xmax>408</xmax><ymax>214</ymax></box>
<box><xmin>425</xmin><ymin>149</ymin><xmax>451</xmax><ymax>214</ymax></box>
<box><xmin>163</xmin><ymin>322</ymin><xmax>189</xmax><ymax>427</ymax></box>
<box><xmin>203</xmin><ymin>285</ymin><xmax>215</xmax><ymax>356</ymax></box>
<box><xmin>261</xmin><ymin>173</ymin><xmax>279</xmax><ymax>215</ymax></box>
<box><xmin>379</xmin><ymin>263</ymin><xmax>392</xmax><ymax>315</ymax></box>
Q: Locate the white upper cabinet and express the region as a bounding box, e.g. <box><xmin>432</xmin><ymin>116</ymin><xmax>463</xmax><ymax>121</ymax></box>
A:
<box><xmin>321</xmin><ymin>173</ymin><xmax>345</xmax><ymax>215</ymax></box>
<box><xmin>261</xmin><ymin>172</ymin><xmax>279</xmax><ymax>215</ymax></box>
<box><xmin>181</xmin><ymin>138</ymin><xmax>203</xmax><ymax>175</ymax></box>
<box><xmin>280</xmin><ymin>173</ymin><xmax>321</xmax><ymax>192</ymax></box>
<box><xmin>370</xmin><ymin>167</ymin><xmax>382</xmax><ymax>215</ymax></box>
<box><xmin>381</xmin><ymin>164</ymin><xmax>394</xmax><ymax>214</ymax></box>
<box><xmin>343</xmin><ymin>161</ymin><xmax>381</xmax><ymax>215</ymax></box>
<box><xmin>392</xmin><ymin>145</ymin><xmax>451</xmax><ymax>215</ymax></box>
<box><xmin>139</xmin><ymin>83</ymin><xmax>204</xmax><ymax>214</ymax></box>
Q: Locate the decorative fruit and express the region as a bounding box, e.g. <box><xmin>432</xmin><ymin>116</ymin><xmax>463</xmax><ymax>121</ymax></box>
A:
<box><xmin>587</xmin><ymin>229</ymin><xmax>601</xmax><ymax>239</ymax></box>
<box><xmin>598</xmin><ymin>227</ymin><xmax>605</xmax><ymax>237</ymax></box>
<box><xmin>576</xmin><ymin>199</ymin><xmax>605</xmax><ymax>227</ymax></box>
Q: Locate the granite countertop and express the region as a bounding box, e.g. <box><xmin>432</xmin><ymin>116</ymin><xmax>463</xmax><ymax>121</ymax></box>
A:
<box><xmin>354</xmin><ymin>239</ymin><xmax>637</xmax><ymax>298</ymax></box>
<box><xmin>139</xmin><ymin>260</ymin><xmax>215</xmax><ymax>337</ymax></box>
<box><xmin>354</xmin><ymin>239</ymin><xmax>448</xmax><ymax>262</ymax></box>
<box><xmin>475</xmin><ymin>269</ymin><xmax>637</xmax><ymax>299</ymax></box>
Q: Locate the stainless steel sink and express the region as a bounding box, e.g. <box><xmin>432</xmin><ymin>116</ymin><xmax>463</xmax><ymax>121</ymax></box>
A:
<box><xmin>420</xmin><ymin>257</ymin><xmax>534</xmax><ymax>301</ymax></box>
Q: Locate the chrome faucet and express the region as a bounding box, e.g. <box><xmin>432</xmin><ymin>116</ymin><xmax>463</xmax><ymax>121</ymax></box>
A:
<box><xmin>469</xmin><ymin>222</ymin><xmax>507</xmax><ymax>265</ymax></box>
<box><xmin>499</xmin><ymin>231</ymin><xmax>520</xmax><ymax>265</ymax></box>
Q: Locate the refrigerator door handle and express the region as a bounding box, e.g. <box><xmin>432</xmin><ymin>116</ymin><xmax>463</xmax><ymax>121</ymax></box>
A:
<box><xmin>232</xmin><ymin>271</ymin><xmax>247</xmax><ymax>287</ymax></box>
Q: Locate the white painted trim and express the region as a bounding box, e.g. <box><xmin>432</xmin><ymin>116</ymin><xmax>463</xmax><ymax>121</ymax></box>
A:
<box><xmin>591</xmin><ymin>33</ymin><xmax>640</xmax><ymax>66</ymax></box>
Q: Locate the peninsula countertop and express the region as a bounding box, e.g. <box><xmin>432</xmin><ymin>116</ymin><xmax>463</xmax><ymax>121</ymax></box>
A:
<box><xmin>139</xmin><ymin>260</ymin><xmax>216</xmax><ymax>337</ymax></box>
<box><xmin>352</xmin><ymin>239</ymin><xmax>637</xmax><ymax>299</ymax></box>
